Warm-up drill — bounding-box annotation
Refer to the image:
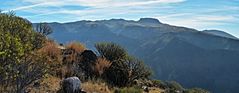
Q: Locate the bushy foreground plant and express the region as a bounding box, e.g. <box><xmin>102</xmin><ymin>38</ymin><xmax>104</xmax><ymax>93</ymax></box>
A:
<box><xmin>0</xmin><ymin>12</ymin><xmax>51</xmax><ymax>92</ymax></box>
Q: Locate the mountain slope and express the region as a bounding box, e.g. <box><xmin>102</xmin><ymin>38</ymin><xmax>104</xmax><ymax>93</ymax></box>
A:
<box><xmin>203</xmin><ymin>30</ymin><xmax>238</xmax><ymax>39</ymax></box>
<box><xmin>35</xmin><ymin>18</ymin><xmax>239</xmax><ymax>93</ymax></box>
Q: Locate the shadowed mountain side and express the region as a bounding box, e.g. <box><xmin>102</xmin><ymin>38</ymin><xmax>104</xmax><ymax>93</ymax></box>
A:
<box><xmin>136</xmin><ymin>35</ymin><xmax>239</xmax><ymax>93</ymax></box>
<box><xmin>34</xmin><ymin>18</ymin><xmax>239</xmax><ymax>93</ymax></box>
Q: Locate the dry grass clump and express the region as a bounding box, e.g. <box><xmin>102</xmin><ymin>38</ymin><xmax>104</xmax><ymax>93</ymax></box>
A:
<box><xmin>81</xmin><ymin>80</ymin><xmax>112</xmax><ymax>93</ymax></box>
<box><xmin>66</xmin><ymin>42</ymin><xmax>86</xmax><ymax>53</ymax></box>
<box><xmin>93</xmin><ymin>57</ymin><xmax>112</xmax><ymax>77</ymax></box>
<box><xmin>38</xmin><ymin>41</ymin><xmax>63</xmax><ymax>76</ymax></box>
<box><xmin>38</xmin><ymin>41</ymin><xmax>62</xmax><ymax>64</ymax></box>
<box><xmin>26</xmin><ymin>75</ymin><xmax>61</xmax><ymax>93</ymax></box>
<box><xmin>148</xmin><ymin>87</ymin><xmax>164</xmax><ymax>93</ymax></box>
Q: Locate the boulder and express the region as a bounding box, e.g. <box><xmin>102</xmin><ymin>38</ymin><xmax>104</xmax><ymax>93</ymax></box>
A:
<box><xmin>62</xmin><ymin>77</ymin><xmax>81</xmax><ymax>93</ymax></box>
<box><xmin>80</xmin><ymin>50</ymin><xmax>97</xmax><ymax>62</ymax></box>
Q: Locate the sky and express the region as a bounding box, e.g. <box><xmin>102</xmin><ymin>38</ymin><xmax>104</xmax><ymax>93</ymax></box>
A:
<box><xmin>1</xmin><ymin>0</ymin><xmax>239</xmax><ymax>37</ymax></box>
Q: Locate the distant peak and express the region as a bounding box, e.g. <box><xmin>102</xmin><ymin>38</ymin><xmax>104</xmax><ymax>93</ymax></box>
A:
<box><xmin>109</xmin><ymin>19</ymin><xmax>126</xmax><ymax>21</ymax></box>
<box><xmin>138</xmin><ymin>18</ymin><xmax>161</xmax><ymax>24</ymax></box>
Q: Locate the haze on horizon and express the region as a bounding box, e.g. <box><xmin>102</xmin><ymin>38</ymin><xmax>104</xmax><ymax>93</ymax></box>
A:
<box><xmin>1</xmin><ymin>0</ymin><xmax>239</xmax><ymax>37</ymax></box>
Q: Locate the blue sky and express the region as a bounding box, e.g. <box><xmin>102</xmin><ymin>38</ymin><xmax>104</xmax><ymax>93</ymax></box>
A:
<box><xmin>1</xmin><ymin>0</ymin><xmax>239</xmax><ymax>37</ymax></box>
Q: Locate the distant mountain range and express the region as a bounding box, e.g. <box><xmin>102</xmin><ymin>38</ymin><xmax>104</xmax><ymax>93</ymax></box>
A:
<box><xmin>35</xmin><ymin>18</ymin><xmax>239</xmax><ymax>93</ymax></box>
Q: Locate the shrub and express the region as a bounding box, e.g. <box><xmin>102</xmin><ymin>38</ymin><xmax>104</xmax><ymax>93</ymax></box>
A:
<box><xmin>0</xmin><ymin>12</ymin><xmax>50</xmax><ymax>92</ymax></box>
<box><xmin>151</xmin><ymin>80</ymin><xmax>163</xmax><ymax>88</ymax></box>
<box><xmin>103</xmin><ymin>57</ymin><xmax>152</xmax><ymax>87</ymax></box>
<box><xmin>184</xmin><ymin>88</ymin><xmax>210</xmax><ymax>93</ymax></box>
<box><xmin>95</xmin><ymin>42</ymin><xmax>128</xmax><ymax>62</ymax></box>
<box><xmin>95</xmin><ymin>42</ymin><xmax>152</xmax><ymax>87</ymax></box>
<box><xmin>152</xmin><ymin>80</ymin><xmax>161</xmax><ymax>85</ymax></box>
<box><xmin>126</xmin><ymin>57</ymin><xmax>152</xmax><ymax>85</ymax></box>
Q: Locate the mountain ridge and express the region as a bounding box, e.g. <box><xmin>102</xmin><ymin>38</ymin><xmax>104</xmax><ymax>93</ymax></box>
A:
<box><xmin>203</xmin><ymin>30</ymin><xmax>238</xmax><ymax>39</ymax></box>
<box><xmin>45</xmin><ymin>18</ymin><xmax>237</xmax><ymax>40</ymax></box>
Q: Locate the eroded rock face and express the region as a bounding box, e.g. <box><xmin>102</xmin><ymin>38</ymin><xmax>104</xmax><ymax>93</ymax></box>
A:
<box><xmin>62</xmin><ymin>77</ymin><xmax>81</xmax><ymax>93</ymax></box>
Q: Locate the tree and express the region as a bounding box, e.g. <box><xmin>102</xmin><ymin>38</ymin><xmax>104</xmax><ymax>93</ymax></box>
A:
<box><xmin>35</xmin><ymin>22</ymin><xmax>53</xmax><ymax>36</ymax></box>
<box><xmin>33</xmin><ymin>23</ymin><xmax>53</xmax><ymax>49</ymax></box>
<box><xmin>0</xmin><ymin>12</ymin><xmax>49</xmax><ymax>92</ymax></box>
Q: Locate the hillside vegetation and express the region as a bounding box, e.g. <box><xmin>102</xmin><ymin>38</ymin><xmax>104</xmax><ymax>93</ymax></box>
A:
<box><xmin>0</xmin><ymin>12</ymin><xmax>209</xmax><ymax>93</ymax></box>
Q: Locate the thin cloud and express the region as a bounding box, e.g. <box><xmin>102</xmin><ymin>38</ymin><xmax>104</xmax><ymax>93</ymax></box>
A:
<box><xmin>156</xmin><ymin>14</ymin><xmax>238</xmax><ymax>29</ymax></box>
<box><xmin>195</xmin><ymin>15</ymin><xmax>235</xmax><ymax>22</ymax></box>
<box><xmin>7</xmin><ymin>0</ymin><xmax>186</xmax><ymax>11</ymax></box>
<box><xmin>20</xmin><ymin>0</ymin><xmax>182</xmax><ymax>19</ymax></box>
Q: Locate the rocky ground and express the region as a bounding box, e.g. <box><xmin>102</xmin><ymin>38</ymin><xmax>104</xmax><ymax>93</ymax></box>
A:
<box><xmin>26</xmin><ymin>75</ymin><xmax>164</xmax><ymax>93</ymax></box>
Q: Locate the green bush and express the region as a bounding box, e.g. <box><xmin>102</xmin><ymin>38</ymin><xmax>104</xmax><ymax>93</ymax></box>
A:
<box><xmin>184</xmin><ymin>88</ymin><xmax>210</xmax><ymax>93</ymax></box>
<box><xmin>95</xmin><ymin>42</ymin><xmax>152</xmax><ymax>87</ymax></box>
<box><xmin>152</xmin><ymin>80</ymin><xmax>162</xmax><ymax>87</ymax></box>
<box><xmin>152</xmin><ymin>80</ymin><xmax>161</xmax><ymax>85</ymax></box>
<box><xmin>0</xmin><ymin>12</ymin><xmax>50</xmax><ymax>93</ymax></box>
<box><xmin>95</xmin><ymin>42</ymin><xmax>128</xmax><ymax>62</ymax></box>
